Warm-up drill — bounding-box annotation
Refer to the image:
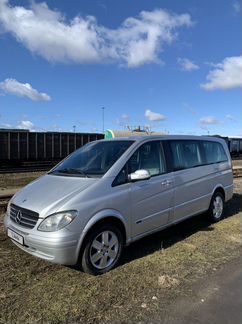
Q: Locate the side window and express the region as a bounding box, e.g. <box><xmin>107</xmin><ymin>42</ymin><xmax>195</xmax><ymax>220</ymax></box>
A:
<box><xmin>112</xmin><ymin>141</ymin><xmax>167</xmax><ymax>187</ymax></box>
<box><xmin>170</xmin><ymin>140</ymin><xmax>202</xmax><ymax>170</ymax></box>
<box><xmin>127</xmin><ymin>141</ymin><xmax>166</xmax><ymax>176</ymax></box>
<box><xmin>112</xmin><ymin>168</ymin><xmax>127</xmax><ymax>187</ymax></box>
<box><xmin>202</xmin><ymin>141</ymin><xmax>228</xmax><ymax>164</ymax></box>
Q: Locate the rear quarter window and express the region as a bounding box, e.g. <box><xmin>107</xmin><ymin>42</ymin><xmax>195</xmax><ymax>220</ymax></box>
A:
<box><xmin>202</xmin><ymin>141</ymin><xmax>228</xmax><ymax>164</ymax></box>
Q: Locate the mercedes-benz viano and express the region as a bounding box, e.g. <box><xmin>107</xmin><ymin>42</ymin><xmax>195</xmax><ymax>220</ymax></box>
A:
<box><xmin>4</xmin><ymin>136</ymin><xmax>233</xmax><ymax>275</ymax></box>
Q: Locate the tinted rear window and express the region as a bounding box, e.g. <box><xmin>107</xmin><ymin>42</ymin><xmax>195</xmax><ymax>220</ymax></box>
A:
<box><xmin>170</xmin><ymin>140</ymin><xmax>202</xmax><ymax>170</ymax></box>
<box><xmin>202</xmin><ymin>141</ymin><xmax>228</xmax><ymax>164</ymax></box>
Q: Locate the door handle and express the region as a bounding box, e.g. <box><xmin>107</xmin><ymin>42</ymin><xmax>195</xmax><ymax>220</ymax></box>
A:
<box><xmin>166</xmin><ymin>180</ymin><xmax>173</xmax><ymax>185</ymax></box>
<box><xmin>161</xmin><ymin>179</ymin><xmax>173</xmax><ymax>186</ymax></box>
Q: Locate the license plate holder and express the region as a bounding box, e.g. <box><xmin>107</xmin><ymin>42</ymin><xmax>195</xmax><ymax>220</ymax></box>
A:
<box><xmin>7</xmin><ymin>228</ymin><xmax>24</xmax><ymax>245</ymax></box>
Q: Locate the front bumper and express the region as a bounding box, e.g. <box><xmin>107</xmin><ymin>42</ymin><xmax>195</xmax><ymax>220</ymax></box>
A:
<box><xmin>4</xmin><ymin>214</ymin><xmax>80</xmax><ymax>265</ymax></box>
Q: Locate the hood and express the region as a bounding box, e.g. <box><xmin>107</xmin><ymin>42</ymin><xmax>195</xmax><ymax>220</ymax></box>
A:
<box><xmin>12</xmin><ymin>174</ymin><xmax>98</xmax><ymax>217</ymax></box>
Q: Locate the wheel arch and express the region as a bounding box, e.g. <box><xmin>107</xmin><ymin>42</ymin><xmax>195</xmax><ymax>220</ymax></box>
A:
<box><xmin>75</xmin><ymin>210</ymin><xmax>128</xmax><ymax>263</ymax></box>
<box><xmin>212</xmin><ymin>185</ymin><xmax>225</xmax><ymax>200</ymax></box>
<box><xmin>209</xmin><ymin>185</ymin><xmax>225</xmax><ymax>223</ymax></box>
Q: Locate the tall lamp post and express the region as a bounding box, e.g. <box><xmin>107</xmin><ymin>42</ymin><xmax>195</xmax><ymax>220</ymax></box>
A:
<box><xmin>101</xmin><ymin>107</ymin><xmax>105</xmax><ymax>133</ymax></box>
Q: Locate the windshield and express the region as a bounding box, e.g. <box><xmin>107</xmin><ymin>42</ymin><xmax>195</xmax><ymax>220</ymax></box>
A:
<box><xmin>50</xmin><ymin>140</ymin><xmax>134</xmax><ymax>177</ymax></box>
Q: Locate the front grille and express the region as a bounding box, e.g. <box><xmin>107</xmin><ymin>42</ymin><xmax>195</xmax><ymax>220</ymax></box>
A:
<box><xmin>10</xmin><ymin>204</ymin><xmax>39</xmax><ymax>229</ymax></box>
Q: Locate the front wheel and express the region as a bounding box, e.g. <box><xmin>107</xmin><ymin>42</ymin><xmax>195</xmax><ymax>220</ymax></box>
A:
<box><xmin>80</xmin><ymin>224</ymin><xmax>123</xmax><ymax>275</ymax></box>
<box><xmin>208</xmin><ymin>192</ymin><xmax>224</xmax><ymax>223</ymax></box>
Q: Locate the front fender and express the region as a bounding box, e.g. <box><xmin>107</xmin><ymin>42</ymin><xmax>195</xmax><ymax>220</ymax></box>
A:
<box><xmin>74</xmin><ymin>209</ymin><xmax>130</xmax><ymax>263</ymax></box>
<box><xmin>83</xmin><ymin>208</ymin><xmax>128</xmax><ymax>235</ymax></box>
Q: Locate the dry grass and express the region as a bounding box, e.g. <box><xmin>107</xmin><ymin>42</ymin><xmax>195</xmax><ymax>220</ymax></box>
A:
<box><xmin>0</xmin><ymin>191</ymin><xmax>241</xmax><ymax>323</ymax></box>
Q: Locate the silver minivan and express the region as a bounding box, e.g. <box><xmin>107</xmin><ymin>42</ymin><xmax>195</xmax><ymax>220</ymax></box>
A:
<box><xmin>4</xmin><ymin>135</ymin><xmax>233</xmax><ymax>274</ymax></box>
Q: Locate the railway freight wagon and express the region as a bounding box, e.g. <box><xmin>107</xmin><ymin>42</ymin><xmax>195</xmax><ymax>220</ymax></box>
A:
<box><xmin>0</xmin><ymin>129</ymin><xmax>104</xmax><ymax>167</ymax></box>
<box><xmin>213</xmin><ymin>135</ymin><xmax>242</xmax><ymax>157</ymax></box>
<box><xmin>228</xmin><ymin>137</ymin><xmax>242</xmax><ymax>156</ymax></box>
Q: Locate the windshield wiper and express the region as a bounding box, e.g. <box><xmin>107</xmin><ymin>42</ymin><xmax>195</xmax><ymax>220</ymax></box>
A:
<box><xmin>51</xmin><ymin>168</ymin><xmax>90</xmax><ymax>177</ymax></box>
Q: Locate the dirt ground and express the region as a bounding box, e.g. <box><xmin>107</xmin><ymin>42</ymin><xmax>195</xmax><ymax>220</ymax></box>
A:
<box><xmin>232</xmin><ymin>159</ymin><xmax>242</xmax><ymax>168</ymax></box>
<box><xmin>0</xmin><ymin>174</ymin><xmax>241</xmax><ymax>324</ymax></box>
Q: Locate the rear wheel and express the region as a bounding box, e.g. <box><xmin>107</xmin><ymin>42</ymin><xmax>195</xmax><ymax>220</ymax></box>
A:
<box><xmin>209</xmin><ymin>192</ymin><xmax>224</xmax><ymax>223</ymax></box>
<box><xmin>80</xmin><ymin>224</ymin><xmax>123</xmax><ymax>275</ymax></box>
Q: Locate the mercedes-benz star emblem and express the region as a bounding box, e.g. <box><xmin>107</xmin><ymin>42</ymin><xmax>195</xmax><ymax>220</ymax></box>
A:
<box><xmin>15</xmin><ymin>210</ymin><xmax>22</xmax><ymax>224</ymax></box>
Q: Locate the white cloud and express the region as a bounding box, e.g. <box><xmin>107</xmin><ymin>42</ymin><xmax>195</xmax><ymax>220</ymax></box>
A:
<box><xmin>200</xmin><ymin>116</ymin><xmax>220</xmax><ymax>125</ymax></box>
<box><xmin>0</xmin><ymin>78</ymin><xmax>51</xmax><ymax>101</ymax></box>
<box><xmin>225</xmin><ymin>114</ymin><xmax>237</xmax><ymax>122</ymax></box>
<box><xmin>0</xmin><ymin>123</ymin><xmax>11</xmax><ymax>128</ymax></box>
<box><xmin>116</xmin><ymin>114</ymin><xmax>130</xmax><ymax>126</ymax></box>
<box><xmin>177</xmin><ymin>58</ymin><xmax>199</xmax><ymax>71</ymax></box>
<box><xmin>17</xmin><ymin>120</ymin><xmax>35</xmax><ymax>130</ymax></box>
<box><xmin>233</xmin><ymin>1</ymin><xmax>241</xmax><ymax>13</ymax></box>
<box><xmin>201</xmin><ymin>56</ymin><xmax>242</xmax><ymax>90</ymax></box>
<box><xmin>145</xmin><ymin>109</ymin><xmax>166</xmax><ymax>122</ymax></box>
<box><xmin>0</xmin><ymin>0</ymin><xmax>192</xmax><ymax>68</ymax></box>
<box><xmin>50</xmin><ymin>124</ymin><xmax>63</xmax><ymax>132</ymax></box>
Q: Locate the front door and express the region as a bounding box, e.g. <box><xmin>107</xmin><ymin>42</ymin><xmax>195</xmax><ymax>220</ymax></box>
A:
<box><xmin>128</xmin><ymin>141</ymin><xmax>174</xmax><ymax>238</ymax></box>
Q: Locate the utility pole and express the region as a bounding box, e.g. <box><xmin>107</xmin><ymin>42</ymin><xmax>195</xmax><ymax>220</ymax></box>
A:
<box><xmin>101</xmin><ymin>107</ymin><xmax>105</xmax><ymax>133</ymax></box>
<box><xmin>73</xmin><ymin>125</ymin><xmax>76</xmax><ymax>133</ymax></box>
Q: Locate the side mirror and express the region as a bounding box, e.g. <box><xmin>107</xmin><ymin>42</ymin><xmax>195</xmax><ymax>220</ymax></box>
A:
<box><xmin>128</xmin><ymin>169</ymin><xmax>151</xmax><ymax>182</ymax></box>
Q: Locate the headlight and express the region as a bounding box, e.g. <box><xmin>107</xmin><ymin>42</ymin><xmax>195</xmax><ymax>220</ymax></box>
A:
<box><xmin>38</xmin><ymin>210</ymin><xmax>77</xmax><ymax>232</ymax></box>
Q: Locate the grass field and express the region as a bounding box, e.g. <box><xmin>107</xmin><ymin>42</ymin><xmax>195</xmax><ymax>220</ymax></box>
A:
<box><xmin>0</xmin><ymin>186</ymin><xmax>241</xmax><ymax>323</ymax></box>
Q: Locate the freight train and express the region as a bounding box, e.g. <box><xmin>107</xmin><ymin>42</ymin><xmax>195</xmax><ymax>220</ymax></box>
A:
<box><xmin>0</xmin><ymin>129</ymin><xmax>104</xmax><ymax>168</ymax></box>
<box><xmin>229</xmin><ymin>138</ymin><xmax>242</xmax><ymax>156</ymax></box>
<box><xmin>0</xmin><ymin>129</ymin><xmax>241</xmax><ymax>168</ymax></box>
<box><xmin>212</xmin><ymin>135</ymin><xmax>242</xmax><ymax>157</ymax></box>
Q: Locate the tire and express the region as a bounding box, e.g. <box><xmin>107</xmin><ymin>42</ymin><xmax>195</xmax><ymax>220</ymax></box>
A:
<box><xmin>208</xmin><ymin>192</ymin><xmax>224</xmax><ymax>223</ymax></box>
<box><xmin>80</xmin><ymin>224</ymin><xmax>123</xmax><ymax>275</ymax></box>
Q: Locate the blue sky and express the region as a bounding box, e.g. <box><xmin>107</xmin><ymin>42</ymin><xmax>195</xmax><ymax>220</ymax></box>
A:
<box><xmin>0</xmin><ymin>0</ymin><xmax>241</xmax><ymax>136</ymax></box>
